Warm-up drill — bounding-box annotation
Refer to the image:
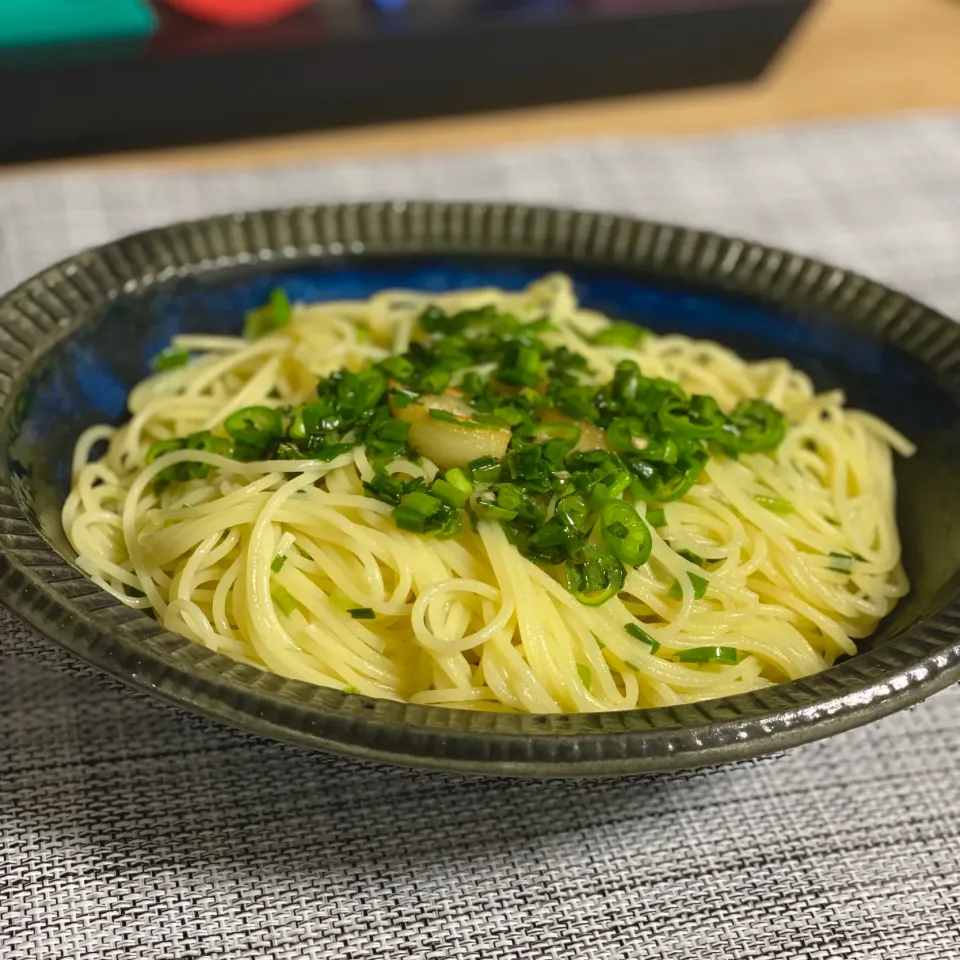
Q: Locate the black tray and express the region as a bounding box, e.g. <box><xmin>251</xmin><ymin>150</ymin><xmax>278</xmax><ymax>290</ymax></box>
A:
<box><xmin>3</xmin><ymin>0</ymin><xmax>815</xmax><ymax>164</ymax></box>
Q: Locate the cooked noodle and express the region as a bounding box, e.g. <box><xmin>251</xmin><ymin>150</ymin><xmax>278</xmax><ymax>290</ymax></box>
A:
<box><xmin>63</xmin><ymin>275</ymin><xmax>913</xmax><ymax>712</ymax></box>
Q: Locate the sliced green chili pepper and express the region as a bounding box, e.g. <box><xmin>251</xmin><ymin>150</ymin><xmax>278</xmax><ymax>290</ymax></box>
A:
<box><xmin>658</xmin><ymin>394</ymin><xmax>727</xmax><ymax>440</ymax></box>
<box><xmin>600</xmin><ymin>499</ymin><xmax>652</xmax><ymax>567</ymax></box>
<box><xmin>224</xmin><ymin>406</ymin><xmax>283</xmax><ymax>447</ymax></box>
<box><xmin>725</xmin><ymin>399</ymin><xmax>787</xmax><ymax>453</ymax></box>
<box><xmin>565</xmin><ymin>546</ymin><xmax>626</xmax><ymax>606</ymax></box>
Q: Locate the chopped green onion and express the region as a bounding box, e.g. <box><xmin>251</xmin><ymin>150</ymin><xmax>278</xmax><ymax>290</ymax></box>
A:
<box><xmin>606</xmin><ymin>418</ymin><xmax>649</xmax><ymax>453</ymax></box>
<box><xmin>676</xmin><ymin>646</ymin><xmax>738</xmax><ymax>664</ymax></box>
<box><xmin>445</xmin><ymin>468</ymin><xmax>474</xmax><ymax>498</ymax></box>
<box><xmin>420</xmin><ymin>368</ymin><xmax>451</xmax><ymax>394</ymax></box>
<box><xmin>475</xmin><ymin>501</ymin><xmax>518</xmax><ymax>523</ymax></box>
<box><xmin>364</xmin><ymin>416</ymin><xmax>410</xmax><ymax>454</ymax></box>
<box><xmin>429</xmin><ymin>409</ymin><xmax>465</xmax><ymax>425</ymax></box>
<box><xmin>755</xmin><ymin>495</ymin><xmax>793</xmax><ymax>515</ymax></box>
<box><xmin>828</xmin><ymin>552</ymin><xmax>855</xmax><ymax>573</ymax></box>
<box><xmin>472</xmin><ymin>412</ymin><xmax>509</xmax><ymax>429</ymax></box>
<box><xmin>431</xmin><ymin>478</ymin><xmax>469</xmax><ymax>509</ymax></box>
<box><xmin>534</xmin><ymin>421</ymin><xmax>581</xmax><ymax>451</ymax></box>
<box><xmin>310</xmin><ymin>443</ymin><xmax>355</xmax><ymax>462</ymax></box>
<box><xmin>271</xmin><ymin>554</ymin><xmax>286</xmax><ymax>573</ymax></box>
<box><xmin>505</xmin><ymin>446</ymin><xmax>549</xmax><ymax>485</ymax></box>
<box><xmin>364</xmin><ymin>472</ymin><xmax>405</xmax><ymax>505</ymax></box>
<box><xmin>495</xmin><ymin>484</ymin><xmax>523</xmax><ymax>512</ymax></box>
<box><xmin>390</xmin><ymin>387</ymin><xmax>419</xmax><ymax>409</ymax></box>
<box><xmin>400</xmin><ymin>491</ymin><xmax>443</xmax><ymax>517</ymax></box>
<box><xmin>576</xmin><ymin>663</ymin><xmax>593</xmax><ymax>690</ymax></box>
<box><xmin>669</xmin><ymin>573</ymin><xmax>709</xmax><ymax>600</ymax></box>
<box><xmin>645</xmin><ymin>508</ymin><xmax>666</xmax><ymax>527</ymax></box>
<box><xmin>467</xmin><ymin>456</ymin><xmax>502</xmax><ymax>484</ymax></box>
<box><xmin>492</xmin><ymin>405</ymin><xmax>527</xmax><ymax>427</ymax></box>
<box><xmin>271</xmin><ymin>585</ymin><xmax>298</xmax><ymax>616</ymax></box>
<box><xmin>498</xmin><ymin>343</ymin><xmax>543</xmax><ymax>387</ymax></box>
<box><xmin>676</xmin><ymin>549</ymin><xmax>704</xmax><ymax>566</ymax></box>
<box><xmin>270</xmin><ymin>288</ymin><xmax>292</xmax><ymax>326</ymax></box>
<box><xmin>244</xmin><ymin>288</ymin><xmax>293</xmax><ymax>338</ymax></box>
<box><xmin>432</xmin><ymin>508</ymin><xmax>462</xmax><ymax>540</ymax></box>
<box><xmin>348</xmin><ymin>608</ymin><xmax>376</xmax><ymax>620</ymax></box>
<box><xmin>393</xmin><ymin>505</ymin><xmax>429</xmax><ymax>532</ymax></box>
<box><xmin>527</xmin><ymin>520</ymin><xmax>581</xmax><ymax>563</ymax></box>
<box><xmin>342</xmin><ymin>685</ymin><xmax>360</xmax><ymax>694</ymax></box>
<box><xmin>152</xmin><ymin>347</ymin><xmax>190</xmax><ymax>372</ymax></box>
<box><xmin>624</xmin><ymin>622</ymin><xmax>661</xmax><ymax>653</ymax></box>
<box><xmin>418</xmin><ymin>304</ymin><xmax>449</xmax><ymax>332</ymax></box>
<box><xmin>379</xmin><ymin>355</ymin><xmax>416</xmax><ymax>382</ymax></box>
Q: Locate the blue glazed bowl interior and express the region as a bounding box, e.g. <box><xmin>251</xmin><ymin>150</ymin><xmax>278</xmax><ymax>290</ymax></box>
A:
<box><xmin>10</xmin><ymin>256</ymin><xmax>960</xmax><ymax>659</ymax></box>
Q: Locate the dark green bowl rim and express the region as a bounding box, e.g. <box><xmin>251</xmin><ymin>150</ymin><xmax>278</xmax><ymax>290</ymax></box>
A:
<box><xmin>1</xmin><ymin>200</ymin><xmax>959</xmax><ymax>777</ymax></box>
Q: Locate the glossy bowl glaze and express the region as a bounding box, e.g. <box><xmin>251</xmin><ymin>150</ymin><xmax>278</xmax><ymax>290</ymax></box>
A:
<box><xmin>2</xmin><ymin>202</ymin><xmax>959</xmax><ymax>776</ymax></box>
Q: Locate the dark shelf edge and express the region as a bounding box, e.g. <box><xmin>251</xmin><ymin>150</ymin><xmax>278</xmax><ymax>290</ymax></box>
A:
<box><xmin>4</xmin><ymin>1</ymin><xmax>814</xmax><ymax>165</ymax></box>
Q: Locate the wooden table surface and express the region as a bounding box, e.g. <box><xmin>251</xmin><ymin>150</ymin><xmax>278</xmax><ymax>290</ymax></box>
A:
<box><xmin>10</xmin><ymin>0</ymin><xmax>960</xmax><ymax>175</ymax></box>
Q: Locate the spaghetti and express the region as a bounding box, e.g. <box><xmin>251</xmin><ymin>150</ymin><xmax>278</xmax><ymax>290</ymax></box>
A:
<box><xmin>63</xmin><ymin>275</ymin><xmax>913</xmax><ymax>712</ymax></box>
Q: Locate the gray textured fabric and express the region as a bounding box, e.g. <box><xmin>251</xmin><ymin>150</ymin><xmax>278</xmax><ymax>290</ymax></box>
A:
<box><xmin>2</xmin><ymin>114</ymin><xmax>960</xmax><ymax>960</ymax></box>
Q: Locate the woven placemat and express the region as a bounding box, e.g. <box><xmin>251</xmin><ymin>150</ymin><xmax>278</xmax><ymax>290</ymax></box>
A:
<box><xmin>2</xmin><ymin>114</ymin><xmax>959</xmax><ymax>960</ymax></box>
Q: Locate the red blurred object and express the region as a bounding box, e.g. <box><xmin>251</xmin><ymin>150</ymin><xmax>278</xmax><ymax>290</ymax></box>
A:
<box><xmin>163</xmin><ymin>0</ymin><xmax>312</xmax><ymax>25</ymax></box>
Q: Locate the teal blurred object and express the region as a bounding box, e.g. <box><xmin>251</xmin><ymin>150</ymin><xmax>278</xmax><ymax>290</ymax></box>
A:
<box><xmin>0</xmin><ymin>0</ymin><xmax>156</xmax><ymax>48</ymax></box>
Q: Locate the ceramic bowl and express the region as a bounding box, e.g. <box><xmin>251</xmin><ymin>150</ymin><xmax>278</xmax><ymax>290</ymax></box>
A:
<box><xmin>2</xmin><ymin>201</ymin><xmax>959</xmax><ymax>775</ymax></box>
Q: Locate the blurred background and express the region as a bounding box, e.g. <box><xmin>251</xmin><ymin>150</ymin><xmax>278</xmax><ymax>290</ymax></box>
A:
<box><xmin>2</xmin><ymin>0</ymin><xmax>957</xmax><ymax>168</ymax></box>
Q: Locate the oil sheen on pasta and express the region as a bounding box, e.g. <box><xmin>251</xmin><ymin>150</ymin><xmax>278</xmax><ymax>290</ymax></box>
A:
<box><xmin>63</xmin><ymin>275</ymin><xmax>914</xmax><ymax>713</ymax></box>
